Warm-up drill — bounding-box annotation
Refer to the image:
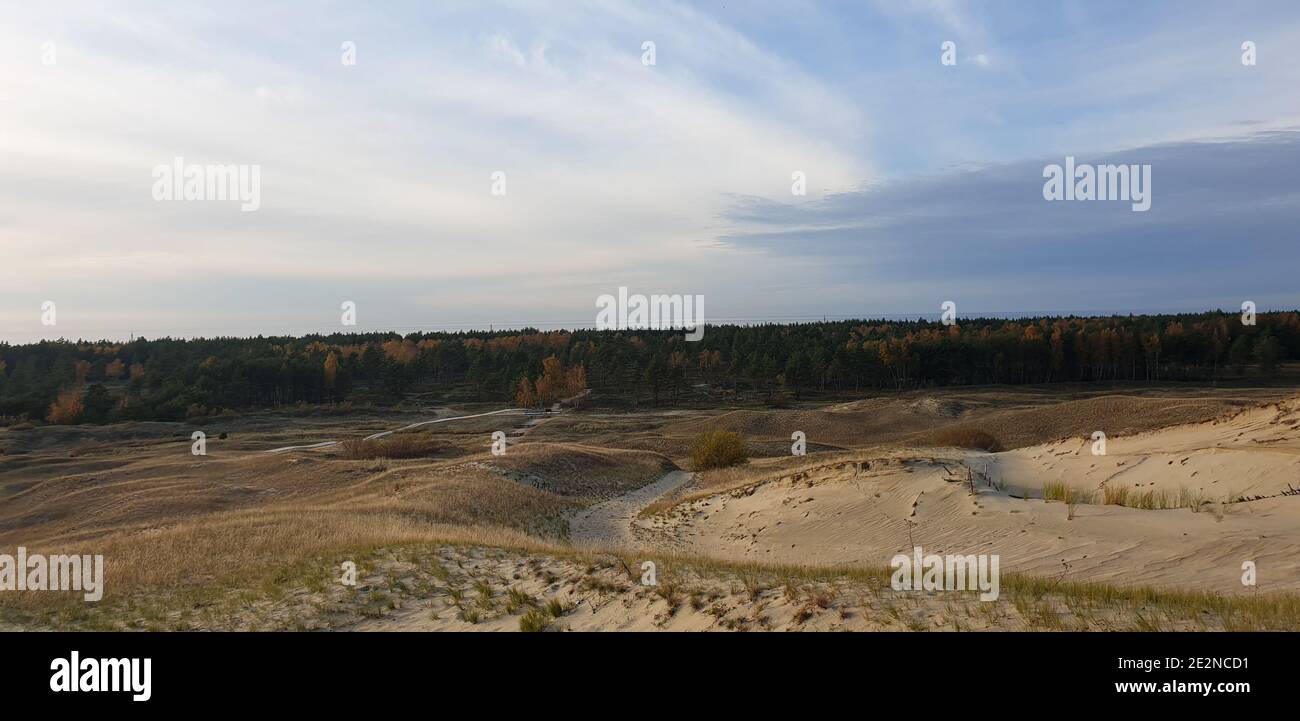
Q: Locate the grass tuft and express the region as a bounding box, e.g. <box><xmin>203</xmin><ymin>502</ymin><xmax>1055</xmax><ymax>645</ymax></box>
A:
<box><xmin>519</xmin><ymin>608</ymin><xmax>549</xmax><ymax>632</ymax></box>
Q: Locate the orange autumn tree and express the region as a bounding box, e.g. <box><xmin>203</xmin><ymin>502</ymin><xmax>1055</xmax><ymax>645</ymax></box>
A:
<box><xmin>565</xmin><ymin>364</ymin><xmax>587</xmax><ymax>396</ymax></box>
<box><xmin>105</xmin><ymin>358</ymin><xmax>126</xmax><ymax>379</ymax></box>
<box><xmin>514</xmin><ymin>377</ymin><xmax>536</xmax><ymax>408</ymax></box>
<box><xmin>381</xmin><ymin>339</ymin><xmax>418</xmax><ymax>363</ymax></box>
<box><xmin>323</xmin><ymin>352</ymin><xmax>340</xmax><ymax>390</ymax></box>
<box><xmin>47</xmin><ymin>387</ymin><xmax>85</xmax><ymax>424</ymax></box>
<box><xmin>514</xmin><ymin>356</ymin><xmax>587</xmax><ymax>407</ymax></box>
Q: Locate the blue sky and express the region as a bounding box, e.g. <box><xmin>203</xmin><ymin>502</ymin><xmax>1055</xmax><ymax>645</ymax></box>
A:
<box><xmin>2</xmin><ymin>0</ymin><xmax>1298</xmax><ymax>342</ymax></box>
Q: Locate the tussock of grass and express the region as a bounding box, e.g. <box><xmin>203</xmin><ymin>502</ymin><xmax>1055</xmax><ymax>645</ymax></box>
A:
<box><xmin>544</xmin><ymin>597</ymin><xmax>570</xmax><ymax>618</ymax></box>
<box><xmin>1039</xmin><ymin>482</ymin><xmax>1211</xmax><ymax>511</ymax></box>
<box><xmin>519</xmin><ymin>608</ymin><xmax>548</xmax><ymax>632</ymax></box>
<box><xmin>738</xmin><ymin>572</ymin><xmax>767</xmax><ymax>600</ymax></box>
<box><xmin>1102</xmin><ymin>485</ymin><xmax>1130</xmax><ymax>506</ymax></box>
<box><xmin>1042</xmin><ymin>481</ymin><xmax>1089</xmax><ymax>504</ymax></box>
<box><xmin>654</xmin><ymin>576</ymin><xmax>682</xmax><ymax>610</ymax></box>
<box><xmin>1101</xmin><ymin>484</ymin><xmax>1207</xmax><ymax>510</ymax></box>
<box><xmin>474</xmin><ymin>579</ymin><xmax>495</xmax><ymax>609</ymax></box>
<box><xmin>445</xmin><ymin>586</ymin><xmax>464</xmax><ymax>607</ymax></box>
<box><xmin>506</xmin><ymin>587</ymin><xmax>536</xmax><ymax>613</ymax></box>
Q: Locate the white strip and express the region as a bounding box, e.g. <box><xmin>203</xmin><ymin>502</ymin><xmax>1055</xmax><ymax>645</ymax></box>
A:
<box><xmin>263</xmin><ymin>408</ymin><xmax>527</xmax><ymax>454</ymax></box>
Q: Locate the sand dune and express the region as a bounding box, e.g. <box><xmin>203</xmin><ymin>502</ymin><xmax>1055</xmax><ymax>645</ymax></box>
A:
<box><xmin>6</xmin><ymin>391</ymin><xmax>1298</xmax><ymax>631</ymax></box>
<box><xmin>640</xmin><ymin>398</ymin><xmax>1300</xmax><ymax>594</ymax></box>
<box><xmin>981</xmin><ymin>397</ymin><xmax>1300</xmax><ymax>501</ymax></box>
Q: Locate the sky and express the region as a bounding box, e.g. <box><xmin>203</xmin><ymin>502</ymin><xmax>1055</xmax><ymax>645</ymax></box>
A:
<box><xmin>2</xmin><ymin>0</ymin><xmax>1299</xmax><ymax>343</ymax></box>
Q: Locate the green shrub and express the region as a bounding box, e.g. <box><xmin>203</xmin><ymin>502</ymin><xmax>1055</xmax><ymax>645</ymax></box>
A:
<box><xmin>690</xmin><ymin>430</ymin><xmax>749</xmax><ymax>470</ymax></box>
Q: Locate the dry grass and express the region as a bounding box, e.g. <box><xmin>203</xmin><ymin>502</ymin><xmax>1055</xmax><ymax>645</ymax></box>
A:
<box><xmin>0</xmin><ymin>460</ymin><xmax>580</xmax><ymax>614</ymax></box>
<box><xmin>1101</xmin><ymin>484</ymin><xmax>1131</xmax><ymax>506</ymax></box>
<box><xmin>955</xmin><ymin>395</ymin><xmax>1255</xmax><ymax>450</ymax></box>
<box><xmin>10</xmin><ymin>538</ymin><xmax>1298</xmax><ymax>632</ymax></box>
<box><xmin>907</xmin><ymin>392</ymin><xmax>1266</xmax><ymax>450</ymax></box>
<box><xmin>338</xmin><ymin>434</ymin><xmax>443</xmax><ymax>460</ymax></box>
<box><xmin>476</xmin><ymin>442</ymin><xmax>676</xmax><ymax>499</ymax></box>
<box><xmin>690</xmin><ymin>430</ymin><xmax>749</xmax><ymax>470</ymax></box>
<box><xmin>3</xmin><ymin>390</ymin><xmax>1295</xmax><ymax>631</ymax></box>
<box><xmin>0</xmin><ymin>421</ymin><xmax>677</xmax><ymax>622</ymax></box>
<box><xmin>1045</xmin><ymin>482</ymin><xmax>1209</xmax><ymax>510</ymax></box>
<box><xmin>1101</xmin><ymin>484</ymin><xmax>1207</xmax><ymax>510</ymax></box>
<box><xmin>1042</xmin><ymin>481</ymin><xmax>1090</xmax><ymax>504</ymax></box>
<box><xmin>932</xmin><ymin>427</ymin><xmax>1003</xmax><ymax>452</ymax></box>
<box><xmin>518</xmin><ymin>608</ymin><xmax>549</xmax><ymax>631</ymax></box>
<box><xmin>656</xmin><ymin>390</ymin><xmax>1265</xmax><ymax>457</ymax></box>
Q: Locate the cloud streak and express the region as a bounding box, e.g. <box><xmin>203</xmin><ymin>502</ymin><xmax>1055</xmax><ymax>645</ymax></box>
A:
<box><xmin>1</xmin><ymin>1</ymin><xmax>1298</xmax><ymax>341</ymax></box>
<box><xmin>718</xmin><ymin>130</ymin><xmax>1300</xmax><ymax>314</ymax></box>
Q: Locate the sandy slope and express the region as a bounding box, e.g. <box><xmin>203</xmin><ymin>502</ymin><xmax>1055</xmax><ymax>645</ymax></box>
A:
<box><xmin>567</xmin><ymin>470</ymin><xmax>691</xmax><ymax>547</ymax></box>
<box><xmin>335</xmin><ymin>545</ymin><xmax>1251</xmax><ymax>632</ymax></box>
<box><xmin>978</xmin><ymin>397</ymin><xmax>1300</xmax><ymax>501</ymax></box>
<box><xmin>639</xmin><ymin>399</ymin><xmax>1300</xmax><ymax>594</ymax></box>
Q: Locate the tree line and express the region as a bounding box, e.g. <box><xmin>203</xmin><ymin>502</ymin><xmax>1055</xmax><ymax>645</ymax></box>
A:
<box><xmin>2</xmin><ymin>310</ymin><xmax>1297</xmax><ymax>424</ymax></box>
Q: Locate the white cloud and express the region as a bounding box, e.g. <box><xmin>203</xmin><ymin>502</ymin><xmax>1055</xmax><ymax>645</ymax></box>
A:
<box><xmin>0</xmin><ymin>1</ymin><xmax>867</xmax><ymax>340</ymax></box>
<box><xmin>2</xmin><ymin>1</ymin><xmax>1299</xmax><ymax>341</ymax></box>
<box><xmin>485</xmin><ymin>32</ymin><xmax>528</xmax><ymax>68</ymax></box>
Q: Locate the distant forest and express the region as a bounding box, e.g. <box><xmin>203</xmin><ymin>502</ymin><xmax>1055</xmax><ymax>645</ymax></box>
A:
<box><xmin>2</xmin><ymin>311</ymin><xmax>1297</xmax><ymax>424</ymax></box>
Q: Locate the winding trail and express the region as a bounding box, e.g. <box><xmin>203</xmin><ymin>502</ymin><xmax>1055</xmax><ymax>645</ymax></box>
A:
<box><xmin>568</xmin><ymin>470</ymin><xmax>692</xmax><ymax>549</ymax></box>
<box><xmin>264</xmin><ymin>391</ymin><xmax>594</xmax><ymax>454</ymax></box>
<box><xmin>263</xmin><ymin>408</ymin><xmax>527</xmax><ymax>454</ymax></box>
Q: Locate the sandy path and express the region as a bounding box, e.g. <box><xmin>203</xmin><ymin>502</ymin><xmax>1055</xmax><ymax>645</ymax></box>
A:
<box><xmin>568</xmin><ymin>470</ymin><xmax>691</xmax><ymax>548</ymax></box>
<box><xmin>262</xmin><ymin>408</ymin><xmax>527</xmax><ymax>454</ymax></box>
<box><xmin>263</xmin><ymin>391</ymin><xmax>592</xmax><ymax>454</ymax></box>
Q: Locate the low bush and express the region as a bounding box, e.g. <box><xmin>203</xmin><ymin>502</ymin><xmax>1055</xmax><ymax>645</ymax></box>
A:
<box><xmin>690</xmin><ymin>430</ymin><xmax>749</xmax><ymax>470</ymax></box>
<box><xmin>338</xmin><ymin>434</ymin><xmax>442</xmax><ymax>460</ymax></box>
<box><xmin>933</xmin><ymin>427</ymin><xmax>1003</xmax><ymax>452</ymax></box>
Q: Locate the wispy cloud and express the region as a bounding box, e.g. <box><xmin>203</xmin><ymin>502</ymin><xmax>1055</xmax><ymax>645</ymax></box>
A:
<box><xmin>0</xmin><ymin>1</ymin><xmax>1298</xmax><ymax>341</ymax></box>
